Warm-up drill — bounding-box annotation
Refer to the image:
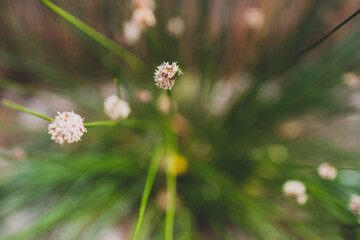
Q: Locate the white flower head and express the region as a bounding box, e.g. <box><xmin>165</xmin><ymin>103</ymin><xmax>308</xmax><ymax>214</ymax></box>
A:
<box><xmin>123</xmin><ymin>21</ymin><xmax>142</xmax><ymax>45</ymax></box>
<box><xmin>349</xmin><ymin>195</ymin><xmax>360</xmax><ymax>215</ymax></box>
<box><xmin>154</xmin><ymin>62</ymin><xmax>183</xmax><ymax>90</ymax></box>
<box><xmin>318</xmin><ymin>162</ymin><xmax>337</xmax><ymax>180</ymax></box>
<box><xmin>283</xmin><ymin>180</ymin><xmax>307</xmax><ymax>205</ymax></box>
<box><xmin>167</xmin><ymin>17</ymin><xmax>186</xmax><ymax>37</ymax></box>
<box><xmin>48</xmin><ymin>111</ymin><xmax>87</xmax><ymax>145</ymax></box>
<box><xmin>104</xmin><ymin>95</ymin><xmax>131</xmax><ymax>120</ymax></box>
<box><xmin>132</xmin><ymin>8</ymin><xmax>156</xmax><ymax>29</ymax></box>
<box><xmin>243</xmin><ymin>7</ymin><xmax>265</xmax><ymax>30</ymax></box>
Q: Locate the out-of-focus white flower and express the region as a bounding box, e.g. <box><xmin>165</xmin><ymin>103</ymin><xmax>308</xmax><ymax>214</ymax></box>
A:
<box><xmin>132</xmin><ymin>8</ymin><xmax>156</xmax><ymax>29</ymax></box>
<box><xmin>133</xmin><ymin>0</ymin><xmax>156</xmax><ymax>10</ymax></box>
<box><xmin>243</xmin><ymin>7</ymin><xmax>265</xmax><ymax>30</ymax></box>
<box><xmin>318</xmin><ymin>162</ymin><xmax>337</xmax><ymax>180</ymax></box>
<box><xmin>167</xmin><ymin>16</ymin><xmax>186</xmax><ymax>37</ymax></box>
<box><xmin>104</xmin><ymin>95</ymin><xmax>131</xmax><ymax>120</ymax></box>
<box><xmin>48</xmin><ymin>111</ymin><xmax>86</xmax><ymax>145</ymax></box>
<box><xmin>154</xmin><ymin>62</ymin><xmax>183</xmax><ymax>90</ymax></box>
<box><xmin>283</xmin><ymin>180</ymin><xmax>307</xmax><ymax>205</ymax></box>
<box><xmin>342</xmin><ymin>72</ymin><xmax>360</xmax><ymax>89</ymax></box>
<box><xmin>349</xmin><ymin>195</ymin><xmax>360</xmax><ymax>215</ymax></box>
<box><xmin>156</xmin><ymin>93</ymin><xmax>171</xmax><ymax>114</ymax></box>
<box><xmin>123</xmin><ymin>21</ymin><xmax>142</xmax><ymax>44</ymax></box>
<box><xmin>136</xmin><ymin>89</ymin><xmax>152</xmax><ymax>102</ymax></box>
<box><xmin>296</xmin><ymin>194</ymin><xmax>308</xmax><ymax>205</ymax></box>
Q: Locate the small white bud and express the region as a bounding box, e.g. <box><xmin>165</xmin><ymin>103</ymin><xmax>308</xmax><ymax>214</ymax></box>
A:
<box><xmin>123</xmin><ymin>21</ymin><xmax>142</xmax><ymax>45</ymax></box>
<box><xmin>104</xmin><ymin>95</ymin><xmax>131</xmax><ymax>120</ymax></box>
<box><xmin>318</xmin><ymin>163</ymin><xmax>337</xmax><ymax>180</ymax></box>
<box><xmin>283</xmin><ymin>180</ymin><xmax>307</xmax><ymax>205</ymax></box>
<box><xmin>167</xmin><ymin>17</ymin><xmax>186</xmax><ymax>37</ymax></box>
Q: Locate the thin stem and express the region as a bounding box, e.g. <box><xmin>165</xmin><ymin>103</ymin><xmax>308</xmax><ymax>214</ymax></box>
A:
<box><xmin>132</xmin><ymin>148</ymin><xmax>162</xmax><ymax>240</ymax></box>
<box><xmin>114</xmin><ymin>78</ymin><xmax>121</xmax><ymax>98</ymax></box>
<box><xmin>84</xmin><ymin>121</ymin><xmax>118</xmax><ymax>127</ymax></box>
<box><xmin>2</xmin><ymin>99</ymin><xmax>54</xmax><ymax>121</ymax></box>
<box><xmin>39</xmin><ymin>0</ymin><xmax>147</xmax><ymax>73</ymax></box>
<box><xmin>236</xmin><ymin>8</ymin><xmax>360</xmax><ymax>108</ymax></box>
<box><xmin>165</xmin><ymin>125</ymin><xmax>177</xmax><ymax>240</ymax></box>
<box><xmin>293</xmin><ymin>8</ymin><xmax>360</xmax><ymax>61</ymax></box>
<box><xmin>85</xmin><ymin>119</ymin><xmax>158</xmax><ymax>129</ymax></box>
<box><xmin>166</xmin><ymin>162</ymin><xmax>176</xmax><ymax>240</ymax></box>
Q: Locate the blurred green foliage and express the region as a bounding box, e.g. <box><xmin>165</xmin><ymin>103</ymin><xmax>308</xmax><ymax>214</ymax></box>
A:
<box><xmin>1</xmin><ymin>0</ymin><xmax>360</xmax><ymax>239</ymax></box>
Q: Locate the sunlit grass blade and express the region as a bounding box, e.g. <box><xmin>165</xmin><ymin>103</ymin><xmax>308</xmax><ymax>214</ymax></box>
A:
<box><xmin>132</xmin><ymin>148</ymin><xmax>162</xmax><ymax>240</ymax></box>
<box><xmin>165</xmin><ymin>166</ymin><xmax>176</xmax><ymax>240</ymax></box>
<box><xmin>2</xmin><ymin>99</ymin><xmax>54</xmax><ymax>121</ymax></box>
<box><xmin>84</xmin><ymin>119</ymin><xmax>159</xmax><ymax>129</ymax></box>
<box><xmin>39</xmin><ymin>0</ymin><xmax>147</xmax><ymax>73</ymax></box>
<box><xmin>164</xmin><ymin>126</ymin><xmax>177</xmax><ymax>240</ymax></box>
<box><xmin>83</xmin><ymin>121</ymin><xmax>118</xmax><ymax>127</ymax></box>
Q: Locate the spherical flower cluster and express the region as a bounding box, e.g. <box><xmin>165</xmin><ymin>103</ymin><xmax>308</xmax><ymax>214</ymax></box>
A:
<box><xmin>104</xmin><ymin>95</ymin><xmax>131</xmax><ymax>120</ymax></box>
<box><xmin>48</xmin><ymin>111</ymin><xmax>86</xmax><ymax>145</ymax></box>
<box><xmin>282</xmin><ymin>180</ymin><xmax>308</xmax><ymax>205</ymax></box>
<box><xmin>349</xmin><ymin>195</ymin><xmax>360</xmax><ymax>216</ymax></box>
<box><xmin>317</xmin><ymin>162</ymin><xmax>337</xmax><ymax>180</ymax></box>
<box><xmin>154</xmin><ymin>62</ymin><xmax>183</xmax><ymax>90</ymax></box>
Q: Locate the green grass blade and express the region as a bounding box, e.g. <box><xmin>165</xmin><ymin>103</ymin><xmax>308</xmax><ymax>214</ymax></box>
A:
<box><xmin>84</xmin><ymin>121</ymin><xmax>118</xmax><ymax>127</ymax></box>
<box><xmin>84</xmin><ymin>119</ymin><xmax>159</xmax><ymax>129</ymax></box>
<box><xmin>2</xmin><ymin>99</ymin><xmax>54</xmax><ymax>121</ymax></box>
<box><xmin>39</xmin><ymin>0</ymin><xmax>147</xmax><ymax>73</ymax></box>
<box><xmin>132</xmin><ymin>148</ymin><xmax>162</xmax><ymax>240</ymax></box>
<box><xmin>165</xmin><ymin>166</ymin><xmax>176</xmax><ymax>240</ymax></box>
<box><xmin>165</xmin><ymin>126</ymin><xmax>177</xmax><ymax>240</ymax></box>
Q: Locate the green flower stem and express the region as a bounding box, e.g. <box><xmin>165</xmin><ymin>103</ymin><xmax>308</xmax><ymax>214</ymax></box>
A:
<box><xmin>132</xmin><ymin>148</ymin><xmax>162</xmax><ymax>240</ymax></box>
<box><xmin>39</xmin><ymin>0</ymin><xmax>147</xmax><ymax>73</ymax></box>
<box><xmin>165</xmin><ymin>124</ymin><xmax>177</xmax><ymax>240</ymax></box>
<box><xmin>85</xmin><ymin>119</ymin><xmax>158</xmax><ymax>129</ymax></box>
<box><xmin>2</xmin><ymin>99</ymin><xmax>54</xmax><ymax>121</ymax></box>
<box><xmin>166</xmin><ymin>162</ymin><xmax>176</xmax><ymax>240</ymax></box>
<box><xmin>83</xmin><ymin>121</ymin><xmax>118</xmax><ymax>127</ymax></box>
<box><xmin>84</xmin><ymin>119</ymin><xmax>158</xmax><ymax>129</ymax></box>
<box><xmin>2</xmin><ymin>99</ymin><xmax>157</xmax><ymax>129</ymax></box>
